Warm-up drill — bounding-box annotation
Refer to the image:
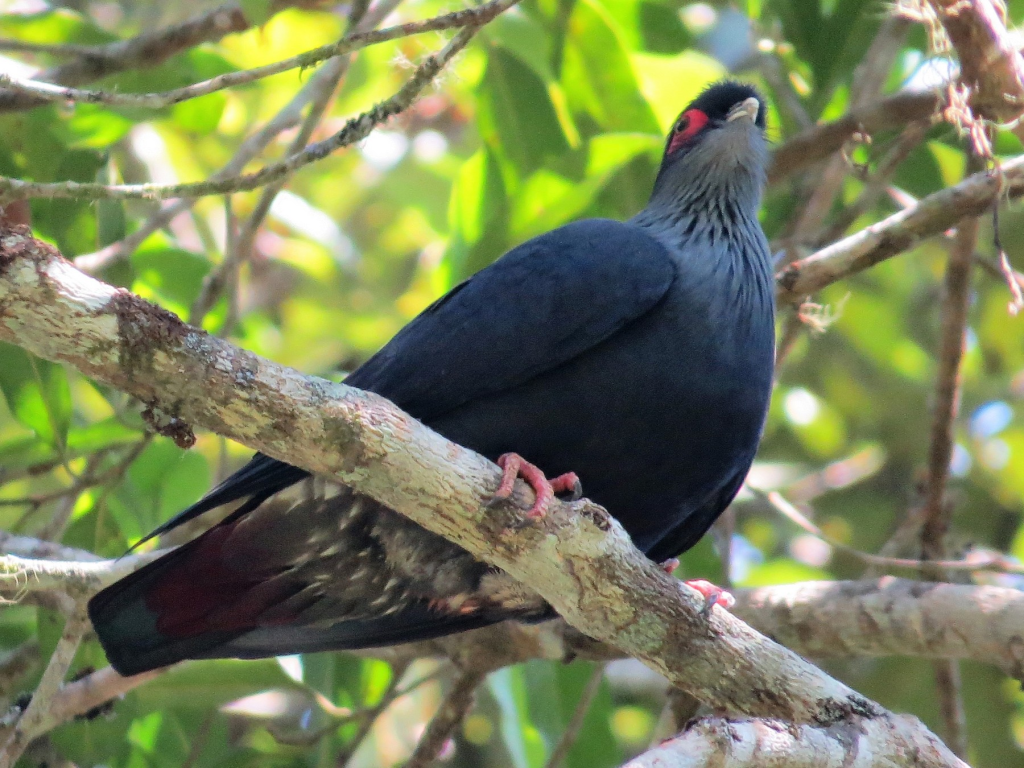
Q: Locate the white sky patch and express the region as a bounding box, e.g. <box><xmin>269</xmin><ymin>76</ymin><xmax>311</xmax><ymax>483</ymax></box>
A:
<box><xmin>680</xmin><ymin>3</ymin><xmax>717</xmax><ymax>32</ymax></box>
<box><xmin>789</xmin><ymin>534</ymin><xmax>832</xmax><ymax>568</ymax></box>
<box><xmin>0</xmin><ymin>53</ymin><xmax>37</xmax><ymax>79</ymax></box>
<box><xmin>359</xmin><ymin>130</ymin><xmax>409</xmax><ymax>171</ymax></box>
<box><xmin>784</xmin><ymin>388</ymin><xmax>820</xmax><ymax>426</ymax></box>
<box><xmin>981</xmin><ymin>438</ymin><xmax>1010</xmax><ymax>471</ymax></box>
<box><xmin>971</xmin><ymin>400</ymin><xmax>1013</xmax><ymax>439</ymax></box>
<box><xmin>130</xmin><ymin>124</ymin><xmax>178</xmax><ymax>184</ymax></box>
<box><xmin>413</xmin><ymin>130</ymin><xmax>449</xmax><ymax>163</ymax></box>
<box><xmin>903</xmin><ymin>53</ymin><xmax>957</xmax><ymax>92</ymax></box>
<box><xmin>950</xmin><ymin>443</ymin><xmax>972</xmax><ymax>477</ymax></box>
<box><xmin>276</xmin><ymin>654</ymin><xmax>303</xmax><ymax>683</ymax></box>
<box><xmin>270</xmin><ymin>189</ymin><xmax>356</xmax><ymax>269</ymax></box>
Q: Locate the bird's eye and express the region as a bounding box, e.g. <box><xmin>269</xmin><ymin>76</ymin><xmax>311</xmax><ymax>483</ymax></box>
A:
<box><xmin>666</xmin><ymin>109</ymin><xmax>709</xmax><ymax>155</ymax></box>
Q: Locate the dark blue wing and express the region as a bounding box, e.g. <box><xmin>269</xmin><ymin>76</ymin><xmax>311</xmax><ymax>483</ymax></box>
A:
<box><xmin>135</xmin><ymin>218</ymin><xmax>675</xmax><ymax>545</ymax></box>
<box><xmin>346</xmin><ymin>218</ymin><xmax>677</xmax><ymax>418</ymax></box>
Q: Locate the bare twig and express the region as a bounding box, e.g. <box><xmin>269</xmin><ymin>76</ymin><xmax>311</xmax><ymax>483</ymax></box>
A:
<box><xmin>768</xmin><ymin>90</ymin><xmax>943</xmax><ymax>185</ymax></box>
<box><xmin>0</xmin><ymin>0</ymin><xmax>515</xmax><ymax>111</ymax></box>
<box><xmin>190</xmin><ymin>0</ymin><xmax>404</xmax><ymax>323</ymax></box>
<box><xmin>776</xmin><ymin>154</ymin><xmax>1024</xmax><ymax>300</ymax></box>
<box><xmin>0</xmin><ymin>551</ymin><xmax>163</xmax><ymax>599</ymax></box>
<box><xmin>0</xmin><ymin>608</ymin><xmax>88</xmax><ymax>768</ymax></box>
<box><xmin>0</xmin><ymin>20</ymin><xmax>499</xmax><ymax>202</ymax></box>
<box><xmin>917</xmin><ymin>210</ymin><xmax>978</xmax><ymax>760</ymax></box>
<box><xmin>920</xmin><ymin>216</ymin><xmax>978</xmax><ymax>564</ymax></box>
<box><xmin>74</xmin><ymin>60</ymin><xmax>346</xmax><ymax>273</ymax></box>
<box><xmin>758</xmin><ymin>488</ymin><xmax>1024</xmax><ymax>576</ymax></box>
<box><xmin>405</xmin><ymin>669</ymin><xmax>485</xmax><ymax>768</ymax></box>
<box><xmin>809</xmin><ymin>120</ymin><xmax>930</xmax><ymax>247</ymax></box>
<box><xmin>782</xmin><ymin>16</ymin><xmax>911</xmax><ymax>262</ymax></box>
<box><xmin>932</xmin><ymin>661</ymin><xmax>968</xmax><ymax>759</ymax></box>
<box><xmin>544</xmin><ymin>665</ymin><xmax>605</xmax><ymax>768</ymax></box>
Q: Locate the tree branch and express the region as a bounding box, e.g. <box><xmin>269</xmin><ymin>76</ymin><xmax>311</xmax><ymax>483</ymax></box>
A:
<box><xmin>0</xmin><ymin>3</ymin><xmax>254</xmax><ymax>113</ymax></box>
<box><xmin>405</xmin><ymin>669</ymin><xmax>486</xmax><ymax>768</ymax></box>
<box><xmin>926</xmin><ymin>0</ymin><xmax>1024</xmax><ymax>141</ymax></box>
<box><xmin>0</xmin><ymin>0</ymin><xmax>518</xmax><ymax>111</ymax></box>
<box><xmin>767</xmin><ymin>90</ymin><xmax>942</xmax><ymax>185</ymax></box>
<box><xmin>776</xmin><ymin>154</ymin><xmax>1024</xmax><ymax>300</ymax></box>
<box><xmin>0</xmin><ymin>609</ymin><xmax>88</xmax><ymax>768</ymax></box>
<box><xmin>0</xmin><ymin>226</ymin><xmax>969</xmax><ymax>767</ymax></box>
<box><xmin>620</xmin><ymin>715</ymin><xmax>961</xmax><ymax>768</ymax></box>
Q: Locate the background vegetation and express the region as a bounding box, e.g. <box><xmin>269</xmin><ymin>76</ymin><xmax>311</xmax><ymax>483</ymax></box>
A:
<box><xmin>0</xmin><ymin>0</ymin><xmax>1023</xmax><ymax>765</ymax></box>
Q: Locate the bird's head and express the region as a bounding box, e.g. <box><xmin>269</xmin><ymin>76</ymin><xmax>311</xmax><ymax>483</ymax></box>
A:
<box><xmin>650</xmin><ymin>81</ymin><xmax>769</xmax><ymax>211</ymax></box>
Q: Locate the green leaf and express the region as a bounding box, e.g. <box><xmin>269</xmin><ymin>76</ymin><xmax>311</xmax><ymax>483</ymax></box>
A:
<box><xmin>638</xmin><ymin>2</ymin><xmax>692</xmax><ymax>53</ymax></box>
<box><xmin>478</xmin><ymin>47</ymin><xmax>572</xmax><ymax>176</ymax></box>
<box><xmin>0</xmin><ymin>9</ymin><xmax>115</xmax><ymax>46</ymax></box>
<box><xmin>555</xmin><ymin>664</ymin><xmax>616</xmax><ymax>768</ymax></box>
<box><xmin>0</xmin><ymin>344</ymin><xmax>72</xmax><ymax>447</ymax></box>
<box><xmin>132</xmin><ymin>659</ymin><xmax>302</xmax><ymax>710</ymax></box>
<box><xmin>488</xmin><ymin>667</ymin><xmax>546</xmax><ymax>768</ymax></box>
<box><xmin>132</xmin><ymin>243</ymin><xmax>213</xmax><ymax>315</ymax></box>
<box><xmin>560</xmin><ymin>0</ymin><xmax>659</xmax><ymax>134</ymax></box>
<box><xmin>170</xmin><ymin>93</ymin><xmax>228</xmax><ymax>134</ymax></box>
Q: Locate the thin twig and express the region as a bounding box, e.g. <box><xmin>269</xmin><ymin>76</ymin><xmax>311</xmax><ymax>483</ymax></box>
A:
<box><xmin>405</xmin><ymin>669</ymin><xmax>486</xmax><ymax>768</ymax></box>
<box><xmin>75</xmin><ymin>60</ymin><xmax>347</xmax><ymax>273</ymax></box>
<box><xmin>768</xmin><ymin>90</ymin><xmax>943</xmax><ymax>185</ymax></box>
<box><xmin>0</xmin><ymin>550</ymin><xmax>165</xmax><ymax>599</ymax></box>
<box><xmin>544</xmin><ymin>665</ymin><xmax>605</xmax><ymax>768</ymax></box>
<box><xmin>190</xmin><ymin>0</ymin><xmax>404</xmax><ymax>323</ymax></box>
<box><xmin>776</xmin><ymin>154</ymin><xmax>1024</xmax><ymax>300</ymax></box>
<box><xmin>0</xmin><ymin>4</ymin><xmax>253</xmax><ymax>113</ymax></box>
<box><xmin>0</xmin><ymin>0</ymin><xmax>513</xmax><ymax>111</ymax></box>
<box><xmin>916</xmin><ymin>205</ymin><xmax>979</xmax><ymax>760</ymax></box>
<box><xmin>0</xmin><ymin>608</ymin><xmax>88</xmax><ymax>768</ymax></box>
<box><xmin>0</xmin><ymin>20</ymin><xmax>501</xmax><ymax>203</ymax></box>
<box><xmin>809</xmin><ymin>120</ymin><xmax>931</xmax><ymax>247</ymax></box>
<box><xmin>757</xmin><ymin>488</ymin><xmax>1024</xmax><ymax>575</ymax></box>
<box><xmin>0</xmin><ymin>642</ymin><xmax>39</xmax><ymax>701</ymax></box>
<box><xmin>920</xmin><ymin>217</ymin><xmax>978</xmax><ymax>564</ymax></box>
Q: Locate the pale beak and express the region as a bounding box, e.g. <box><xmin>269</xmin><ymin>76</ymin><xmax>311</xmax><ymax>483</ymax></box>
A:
<box><xmin>726</xmin><ymin>97</ymin><xmax>760</xmax><ymax>123</ymax></box>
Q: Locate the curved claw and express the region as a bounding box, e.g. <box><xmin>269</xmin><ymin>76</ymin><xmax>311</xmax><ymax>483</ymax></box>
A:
<box><xmin>684</xmin><ymin>579</ymin><xmax>735</xmax><ymax>618</ymax></box>
<box><xmin>491</xmin><ymin>453</ymin><xmax>581</xmax><ymax>519</ymax></box>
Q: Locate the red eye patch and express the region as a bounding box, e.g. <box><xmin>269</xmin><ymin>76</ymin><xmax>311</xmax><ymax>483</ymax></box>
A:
<box><xmin>667</xmin><ymin>109</ymin><xmax>709</xmax><ymax>155</ymax></box>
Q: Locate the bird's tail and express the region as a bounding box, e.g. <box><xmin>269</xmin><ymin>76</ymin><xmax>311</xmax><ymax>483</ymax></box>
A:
<box><xmin>88</xmin><ymin>501</ymin><xmax>510</xmax><ymax>677</ymax></box>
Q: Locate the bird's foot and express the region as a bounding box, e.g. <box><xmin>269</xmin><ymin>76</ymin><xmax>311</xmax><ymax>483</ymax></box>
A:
<box><xmin>683</xmin><ymin>579</ymin><xmax>735</xmax><ymax>618</ymax></box>
<box><xmin>491</xmin><ymin>453</ymin><xmax>581</xmax><ymax>519</ymax></box>
<box><xmin>659</xmin><ymin>558</ymin><xmax>680</xmax><ymax>575</ymax></box>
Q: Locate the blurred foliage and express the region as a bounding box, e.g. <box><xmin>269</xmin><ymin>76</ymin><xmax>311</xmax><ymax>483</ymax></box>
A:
<box><xmin>1</xmin><ymin>0</ymin><xmax>1024</xmax><ymax>766</ymax></box>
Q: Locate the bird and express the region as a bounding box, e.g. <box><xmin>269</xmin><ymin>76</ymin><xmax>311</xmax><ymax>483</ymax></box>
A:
<box><xmin>89</xmin><ymin>81</ymin><xmax>776</xmax><ymax>677</ymax></box>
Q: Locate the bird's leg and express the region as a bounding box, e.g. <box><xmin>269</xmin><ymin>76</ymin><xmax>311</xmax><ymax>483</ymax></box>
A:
<box><xmin>683</xmin><ymin>579</ymin><xmax>735</xmax><ymax>617</ymax></box>
<box><xmin>492</xmin><ymin>453</ymin><xmax>581</xmax><ymax>519</ymax></box>
<box><xmin>659</xmin><ymin>558</ymin><xmax>680</xmax><ymax>574</ymax></box>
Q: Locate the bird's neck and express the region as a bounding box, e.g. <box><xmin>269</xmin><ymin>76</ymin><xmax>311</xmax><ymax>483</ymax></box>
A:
<box><xmin>629</xmin><ymin>167</ymin><xmax>775</xmax><ymax>321</ymax></box>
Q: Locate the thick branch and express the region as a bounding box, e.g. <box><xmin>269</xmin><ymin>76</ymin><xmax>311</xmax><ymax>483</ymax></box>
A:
<box><xmin>621</xmin><ymin>715</ymin><xmax>961</xmax><ymax>768</ymax></box>
<box><xmin>0</xmin><ymin>229</ymin><xmax>964</xmax><ymax>765</ymax></box>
